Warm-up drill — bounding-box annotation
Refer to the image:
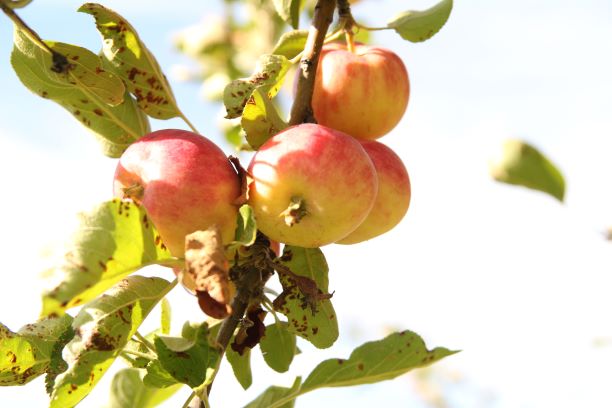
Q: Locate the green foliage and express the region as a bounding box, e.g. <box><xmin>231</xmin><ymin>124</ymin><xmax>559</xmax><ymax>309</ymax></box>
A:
<box><xmin>152</xmin><ymin>322</ymin><xmax>221</xmax><ymax>389</ymax></box>
<box><xmin>225</xmin><ymin>343</ymin><xmax>253</xmax><ymax>390</ymax></box>
<box><xmin>244</xmin><ymin>377</ymin><xmax>301</xmax><ymax>408</ymax></box>
<box><xmin>272</xmin><ymin>0</ymin><xmax>302</xmax><ymax>29</ymax></box>
<box><xmin>41</xmin><ymin>199</ymin><xmax>172</xmax><ymax>317</ymax></box>
<box><xmin>260</xmin><ymin>322</ymin><xmax>297</xmax><ymax>373</ymax></box>
<box><xmin>79</xmin><ymin>3</ymin><xmax>184</xmax><ymax>120</ymax></box>
<box><xmin>108</xmin><ymin>368</ymin><xmax>181</xmax><ymax>408</ymax></box>
<box><xmin>232</xmin><ymin>205</ymin><xmax>258</xmax><ymax>247</ymax></box>
<box><xmin>143</xmin><ymin>360</ymin><xmax>179</xmax><ymax>389</ymax></box>
<box><xmin>10</xmin><ymin>28</ymin><xmax>149</xmax><ymax>157</ymax></box>
<box><xmin>160</xmin><ymin>298</ymin><xmax>171</xmax><ymax>335</ymax></box>
<box><xmin>388</xmin><ymin>0</ymin><xmax>453</xmax><ymax>43</ymax></box>
<box><xmin>223</xmin><ymin>54</ymin><xmax>291</xmax><ymax>118</ymax></box>
<box><xmin>246</xmin><ymin>331</ymin><xmax>457</xmax><ymax>407</ymax></box>
<box><xmin>272</xmin><ymin>30</ymin><xmax>308</xmax><ymax>59</ymax></box>
<box><xmin>0</xmin><ymin>315</ymin><xmax>73</xmax><ymax>386</ymax></box>
<box><xmin>242</xmin><ymin>89</ymin><xmax>288</xmax><ymax>149</ymax></box>
<box><xmin>274</xmin><ymin>246</ymin><xmax>338</xmax><ymax>349</ymax></box>
<box><xmin>491</xmin><ymin>139</ymin><xmax>565</xmax><ymax>202</ymax></box>
<box><xmin>49</xmin><ymin>276</ymin><xmax>174</xmax><ymax>408</ymax></box>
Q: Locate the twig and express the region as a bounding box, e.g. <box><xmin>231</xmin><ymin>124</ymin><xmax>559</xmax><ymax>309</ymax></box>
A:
<box><xmin>288</xmin><ymin>0</ymin><xmax>337</xmax><ymax>125</ymax></box>
<box><xmin>0</xmin><ymin>1</ymin><xmax>69</xmax><ymax>73</ymax></box>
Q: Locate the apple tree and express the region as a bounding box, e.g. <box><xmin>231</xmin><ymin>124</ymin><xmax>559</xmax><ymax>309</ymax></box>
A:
<box><xmin>0</xmin><ymin>0</ymin><xmax>458</xmax><ymax>406</ymax></box>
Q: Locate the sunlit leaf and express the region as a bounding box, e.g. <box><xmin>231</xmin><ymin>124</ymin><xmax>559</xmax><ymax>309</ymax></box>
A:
<box><xmin>301</xmin><ymin>331</ymin><xmax>458</xmax><ymax>390</ymax></box>
<box><xmin>11</xmin><ymin>28</ymin><xmax>149</xmax><ymax>157</ymax></box>
<box><xmin>242</xmin><ymin>89</ymin><xmax>288</xmax><ymax>149</ymax></box>
<box><xmin>231</xmin><ymin>205</ymin><xmax>258</xmax><ymax>248</ymax></box>
<box><xmin>273</xmin><ymin>246</ymin><xmax>338</xmax><ymax>349</ymax></box>
<box><xmin>272</xmin><ymin>30</ymin><xmax>308</xmax><ymax>59</ymax></box>
<box><xmin>41</xmin><ymin>199</ymin><xmax>172</xmax><ymax>317</ymax></box>
<box><xmin>225</xmin><ymin>343</ymin><xmax>252</xmax><ymax>390</ymax></box>
<box><xmin>0</xmin><ymin>315</ymin><xmax>73</xmax><ymax>386</ymax></box>
<box><xmin>244</xmin><ymin>331</ymin><xmax>457</xmax><ymax>408</ymax></box>
<box><xmin>490</xmin><ymin>139</ymin><xmax>565</xmax><ymax>202</ymax></box>
<box><xmin>387</xmin><ymin>0</ymin><xmax>453</xmax><ymax>42</ymax></box>
<box><xmin>143</xmin><ymin>360</ymin><xmax>178</xmax><ymax>388</ymax></box>
<box><xmin>79</xmin><ymin>3</ymin><xmax>183</xmax><ymax>120</ymax></box>
<box><xmin>108</xmin><ymin>368</ymin><xmax>181</xmax><ymax>408</ymax></box>
<box><xmin>49</xmin><ymin>276</ymin><xmax>175</xmax><ymax>408</ymax></box>
<box><xmin>273</xmin><ymin>0</ymin><xmax>302</xmax><ymax>29</ymax></box>
<box><xmin>153</xmin><ymin>322</ymin><xmax>221</xmax><ymax>389</ymax></box>
<box><xmin>244</xmin><ymin>377</ymin><xmax>301</xmax><ymax>408</ymax></box>
<box><xmin>160</xmin><ymin>298</ymin><xmax>171</xmax><ymax>335</ymax></box>
<box><xmin>260</xmin><ymin>322</ymin><xmax>296</xmax><ymax>373</ymax></box>
<box><xmin>223</xmin><ymin>54</ymin><xmax>291</xmax><ymax>119</ymax></box>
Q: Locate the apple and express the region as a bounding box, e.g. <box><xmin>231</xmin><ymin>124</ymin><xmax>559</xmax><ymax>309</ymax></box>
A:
<box><xmin>311</xmin><ymin>43</ymin><xmax>410</xmax><ymax>140</ymax></box>
<box><xmin>113</xmin><ymin>129</ymin><xmax>241</xmax><ymax>257</ymax></box>
<box><xmin>337</xmin><ymin>140</ymin><xmax>411</xmax><ymax>244</ymax></box>
<box><xmin>247</xmin><ymin>123</ymin><xmax>378</xmax><ymax>248</ymax></box>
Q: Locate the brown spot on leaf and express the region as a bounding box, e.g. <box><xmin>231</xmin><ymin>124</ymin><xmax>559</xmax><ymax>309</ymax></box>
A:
<box><xmin>357</xmin><ymin>363</ymin><xmax>364</xmax><ymax>371</ymax></box>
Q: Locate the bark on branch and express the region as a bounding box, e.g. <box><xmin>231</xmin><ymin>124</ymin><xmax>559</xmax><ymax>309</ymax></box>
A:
<box><xmin>288</xmin><ymin>0</ymin><xmax>337</xmax><ymax>125</ymax></box>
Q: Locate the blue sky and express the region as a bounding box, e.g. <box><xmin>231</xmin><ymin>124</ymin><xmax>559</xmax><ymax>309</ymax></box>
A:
<box><xmin>1</xmin><ymin>1</ymin><xmax>612</xmax><ymax>407</ymax></box>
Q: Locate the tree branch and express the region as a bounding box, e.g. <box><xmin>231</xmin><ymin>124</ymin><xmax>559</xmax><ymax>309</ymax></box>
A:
<box><xmin>288</xmin><ymin>0</ymin><xmax>337</xmax><ymax>125</ymax></box>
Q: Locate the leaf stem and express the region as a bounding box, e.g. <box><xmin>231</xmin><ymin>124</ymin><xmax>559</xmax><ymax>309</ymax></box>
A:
<box><xmin>121</xmin><ymin>349</ymin><xmax>154</xmax><ymax>360</ymax></box>
<box><xmin>179</xmin><ymin>111</ymin><xmax>201</xmax><ymax>134</ymax></box>
<box><xmin>134</xmin><ymin>331</ymin><xmax>156</xmax><ymax>352</ymax></box>
<box><xmin>288</xmin><ymin>0</ymin><xmax>337</xmax><ymax>125</ymax></box>
<box><xmin>182</xmin><ymin>391</ymin><xmax>196</xmax><ymax>408</ymax></box>
<box><xmin>0</xmin><ymin>1</ymin><xmax>69</xmax><ymax>73</ymax></box>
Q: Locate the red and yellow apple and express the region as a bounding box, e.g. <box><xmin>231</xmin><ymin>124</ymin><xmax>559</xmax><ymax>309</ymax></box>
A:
<box><xmin>337</xmin><ymin>140</ymin><xmax>411</xmax><ymax>244</ymax></box>
<box><xmin>247</xmin><ymin>123</ymin><xmax>378</xmax><ymax>248</ymax></box>
<box><xmin>312</xmin><ymin>43</ymin><xmax>410</xmax><ymax>140</ymax></box>
<box><xmin>113</xmin><ymin>129</ymin><xmax>241</xmax><ymax>257</ymax></box>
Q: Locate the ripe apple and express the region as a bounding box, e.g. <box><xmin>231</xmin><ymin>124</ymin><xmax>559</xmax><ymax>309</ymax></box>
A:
<box><xmin>311</xmin><ymin>43</ymin><xmax>410</xmax><ymax>140</ymax></box>
<box><xmin>247</xmin><ymin>123</ymin><xmax>378</xmax><ymax>248</ymax></box>
<box><xmin>337</xmin><ymin>140</ymin><xmax>411</xmax><ymax>244</ymax></box>
<box><xmin>113</xmin><ymin>129</ymin><xmax>241</xmax><ymax>257</ymax></box>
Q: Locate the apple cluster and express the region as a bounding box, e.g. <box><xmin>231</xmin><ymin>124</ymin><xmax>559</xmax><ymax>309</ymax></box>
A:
<box><xmin>112</xmin><ymin>43</ymin><xmax>411</xmax><ymax>256</ymax></box>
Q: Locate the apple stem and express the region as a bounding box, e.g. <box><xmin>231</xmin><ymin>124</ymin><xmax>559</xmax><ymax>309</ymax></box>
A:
<box><xmin>345</xmin><ymin>29</ymin><xmax>356</xmax><ymax>53</ymax></box>
<box><xmin>280</xmin><ymin>196</ymin><xmax>308</xmax><ymax>226</ymax></box>
<box><xmin>122</xmin><ymin>183</ymin><xmax>144</xmax><ymax>202</ymax></box>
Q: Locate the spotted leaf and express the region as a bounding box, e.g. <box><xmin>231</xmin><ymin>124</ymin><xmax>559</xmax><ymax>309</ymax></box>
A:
<box><xmin>79</xmin><ymin>3</ymin><xmax>183</xmax><ymax>120</ymax></box>
<box><xmin>49</xmin><ymin>276</ymin><xmax>175</xmax><ymax>408</ymax></box>
<box><xmin>223</xmin><ymin>54</ymin><xmax>290</xmax><ymax>119</ymax></box>
<box><xmin>272</xmin><ymin>246</ymin><xmax>338</xmax><ymax>349</ymax></box>
<box><xmin>0</xmin><ymin>315</ymin><xmax>73</xmax><ymax>386</ymax></box>
<box><xmin>242</xmin><ymin>89</ymin><xmax>288</xmax><ymax>150</ymax></box>
<box><xmin>10</xmin><ymin>28</ymin><xmax>149</xmax><ymax>157</ymax></box>
<box><xmin>41</xmin><ymin>199</ymin><xmax>172</xmax><ymax>317</ymax></box>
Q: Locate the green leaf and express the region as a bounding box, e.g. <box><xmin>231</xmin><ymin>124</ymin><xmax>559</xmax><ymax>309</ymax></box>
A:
<box><xmin>79</xmin><ymin>3</ymin><xmax>183</xmax><ymax>120</ymax></box>
<box><xmin>41</xmin><ymin>199</ymin><xmax>172</xmax><ymax>317</ymax></box>
<box><xmin>109</xmin><ymin>368</ymin><xmax>181</xmax><ymax>408</ymax></box>
<box><xmin>11</xmin><ymin>28</ymin><xmax>150</xmax><ymax>157</ymax></box>
<box><xmin>260</xmin><ymin>322</ymin><xmax>296</xmax><ymax>373</ymax></box>
<box><xmin>301</xmin><ymin>331</ymin><xmax>458</xmax><ymax>390</ymax></box>
<box><xmin>231</xmin><ymin>205</ymin><xmax>258</xmax><ymax>248</ymax></box>
<box><xmin>244</xmin><ymin>376</ymin><xmax>301</xmax><ymax>408</ymax></box>
<box><xmin>223</xmin><ymin>54</ymin><xmax>291</xmax><ymax>119</ymax></box>
<box><xmin>490</xmin><ymin>139</ymin><xmax>565</xmax><ymax>202</ymax></box>
<box><xmin>160</xmin><ymin>298</ymin><xmax>171</xmax><ymax>335</ymax></box>
<box><xmin>244</xmin><ymin>331</ymin><xmax>457</xmax><ymax>408</ymax></box>
<box><xmin>224</xmin><ymin>123</ymin><xmax>244</xmax><ymax>150</ymax></box>
<box><xmin>387</xmin><ymin>0</ymin><xmax>453</xmax><ymax>43</ymax></box>
<box><xmin>121</xmin><ymin>332</ymin><xmax>156</xmax><ymax>369</ymax></box>
<box><xmin>153</xmin><ymin>322</ymin><xmax>221</xmax><ymax>389</ymax></box>
<box><xmin>273</xmin><ymin>246</ymin><xmax>338</xmax><ymax>349</ymax></box>
<box><xmin>242</xmin><ymin>89</ymin><xmax>288</xmax><ymax>150</ymax></box>
<box><xmin>45</xmin><ymin>321</ymin><xmax>76</xmax><ymax>394</ymax></box>
<box><xmin>0</xmin><ymin>315</ymin><xmax>73</xmax><ymax>386</ymax></box>
<box><xmin>143</xmin><ymin>359</ymin><xmax>179</xmax><ymax>388</ymax></box>
<box><xmin>49</xmin><ymin>276</ymin><xmax>175</xmax><ymax>408</ymax></box>
<box><xmin>225</xmin><ymin>344</ymin><xmax>252</xmax><ymax>390</ymax></box>
<box><xmin>272</xmin><ymin>30</ymin><xmax>308</xmax><ymax>60</ymax></box>
<box><xmin>273</xmin><ymin>0</ymin><xmax>302</xmax><ymax>29</ymax></box>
